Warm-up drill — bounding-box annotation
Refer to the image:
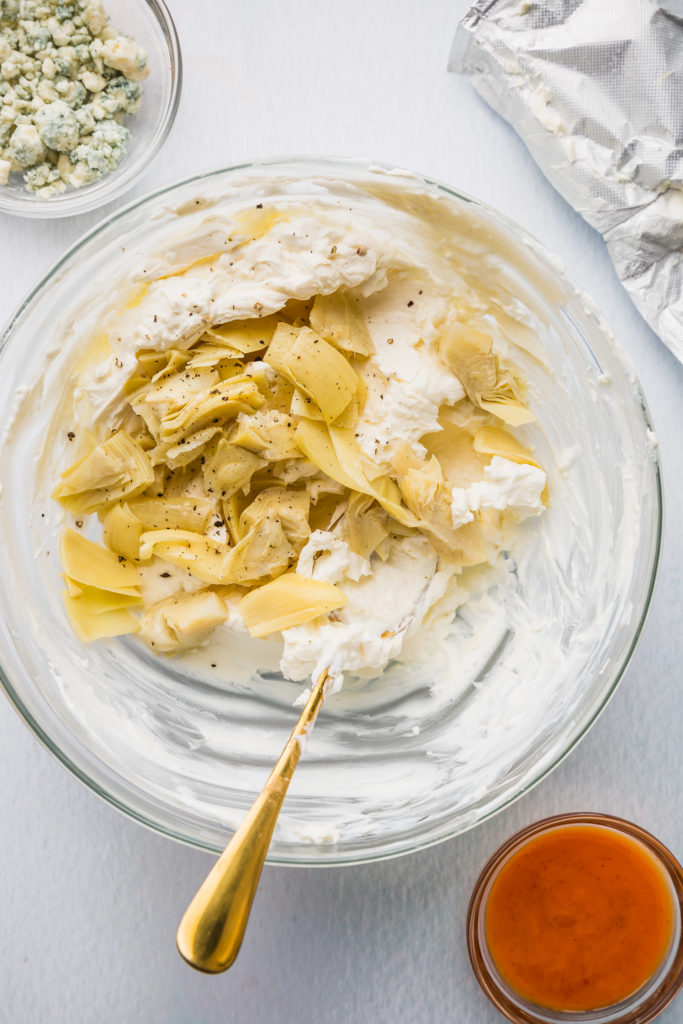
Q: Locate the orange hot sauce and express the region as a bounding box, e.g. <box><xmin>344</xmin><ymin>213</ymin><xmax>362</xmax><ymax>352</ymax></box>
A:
<box><xmin>484</xmin><ymin>824</ymin><xmax>676</xmax><ymax>1012</ymax></box>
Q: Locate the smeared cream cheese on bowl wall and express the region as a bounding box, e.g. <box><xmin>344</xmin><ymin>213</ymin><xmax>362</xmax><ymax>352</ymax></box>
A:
<box><xmin>0</xmin><ymin>160</ymin><xmax>660</xmax><ymax>862</ymax></box>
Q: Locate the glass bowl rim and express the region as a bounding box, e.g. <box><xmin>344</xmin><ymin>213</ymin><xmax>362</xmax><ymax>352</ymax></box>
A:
<box><xmin>0</xmin><ymin>0</ymin><xmax>183</xmax><ymax>219</ymax></box>
<box><xmin>466</xmin><ymin>812</ymin><xmax>683</xmax><ymax>1023</ymax></box>
<box><xmin>0</xmin><ymin>156</ymin><xmax>664</xmax><ymax>865</ymax></box>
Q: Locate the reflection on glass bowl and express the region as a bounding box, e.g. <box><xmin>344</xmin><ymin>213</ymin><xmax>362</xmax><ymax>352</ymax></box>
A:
<box><xmin>0</xmin><ymin>159</ymin><xmax>661</xmax><ymax>864</ymax></box>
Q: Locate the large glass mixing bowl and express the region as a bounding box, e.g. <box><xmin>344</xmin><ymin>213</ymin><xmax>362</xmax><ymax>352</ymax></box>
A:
<box><xmin>0</xmin><ymin>159</ymin><xmax>661</xmax><ymax>864</ymax></box>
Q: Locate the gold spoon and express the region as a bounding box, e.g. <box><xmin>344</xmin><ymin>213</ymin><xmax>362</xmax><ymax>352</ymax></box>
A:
<box><xmin>176</xmin><ymin>667</ymin><xmax>330</xmax><ymax>973</ymax></box>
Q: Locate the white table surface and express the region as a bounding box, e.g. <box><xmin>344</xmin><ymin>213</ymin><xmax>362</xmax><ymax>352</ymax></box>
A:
<box><xmin>2</xmin><ymin>2</ymin><xmax>682</xmax><ymax>1022</ymax></box>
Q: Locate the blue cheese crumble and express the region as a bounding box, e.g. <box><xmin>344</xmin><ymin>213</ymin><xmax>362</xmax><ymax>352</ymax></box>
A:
<box><xmin>0</xmin><ymin>0</ymin><xmax>148</xmax><ymax>198</ymax></box>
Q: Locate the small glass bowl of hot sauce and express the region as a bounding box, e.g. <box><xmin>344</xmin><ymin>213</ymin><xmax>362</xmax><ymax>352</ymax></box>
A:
<box><xmin>467</xmin><ymin>813</ymin><xmax>683</xmax><ymax>1023</ymax></box>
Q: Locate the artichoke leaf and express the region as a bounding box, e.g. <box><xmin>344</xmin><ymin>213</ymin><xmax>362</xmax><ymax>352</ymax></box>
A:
<box><xmin>344</xmin><ymin>493</ymin><xmax>390</xmax><ymax>559</ymax></box>
<box><xmin>473</xmin><ymin>425</ymin><xmax>540</xmax><ymax>467</ymax></box>
<box><xmin>239</xmin><ymin>487</ymin><xmax>310</xmax><ymax>548</ymax></box>
<box><xmin>62</xmin><ymin>593</ymin><xmax>140</xmax><ymax>642</ymax></box>
<box><xmin>240</xmin><ymin>572</ymin><xmax>348</xmax><ymax>638</ymax></box>
<box><xmin>439</xmin><ymin>320</ymin><xmax>534</xmax><ymax>426</ymax></box>
<box><xmin>309</xmin><ymin>292</ymin><xmax>374</xmax><ymax>357</ymax></box>
<box><xmin>139</xmin><ymin>590</ymin><xmax>228</xmax><ymax>653</ymax></box>
<box><xmin>222</xmin><ymin>517</ymin><xmax>296</xmax><ymax>585</ymax></box>
<box><xmin>231</xmin><ymin>409</ymin><xmax>300</xmax><ymax>461</ymax></box>
<box><xmin>101</xmin><ymin>503</ymin><xmax>144</xmax><ymax>561</ymax></box>
<box><xmin>205</xmin><ymin>314</ymin><xmax>280</xmax><ymax>354</ymax></box>
<box><xmin>139</xmin><ymin>529</ymin><xmax>232</xmax><ymax>585</ymax></box>
<box><xmin>128</xmin><ymin>495</ymin><xmax>215</xmax><ymax>533</ymax></box>
<box><xmin>159</xmin><ymin>377</ymin><xmax>264</xmax><ymax>444</ymax></box>
<box><xmin>53</xmin><ymin>430</ymin><xmax>155</xmax><ymax>514</ymax></box>
<box><xmin>203</xmin><ymin>437</ymin><xmax>264</xmax><ymax>500</ymax></box>
<box><xmin>267</xmin><ymin>324</ymin><xmax>358</xmax><ymax>424</ymax></box>
<box><xmin>62</xmin><ymin>580</ymin><xmax>142</xmax><ymax>612</ymax></box>
<box><xmin>60</xmin><ymin>528</ymin><xmax>142</xmax><ymax>593</ymax></box>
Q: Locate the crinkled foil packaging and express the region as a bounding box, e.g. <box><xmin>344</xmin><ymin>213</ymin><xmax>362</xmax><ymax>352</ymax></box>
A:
<box><xmin>450</xmin><ymin>0</ymin><xmax>683</xmax><ymax>362</ymax></box>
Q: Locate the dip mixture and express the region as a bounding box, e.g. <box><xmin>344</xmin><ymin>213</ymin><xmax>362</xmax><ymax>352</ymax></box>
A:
<box><xmin>0</xmin><ymin>165</ymin><xmax>656</xmax><ymax>849</ymax></box>
<box><xmin>52</xmin><ymin>190</ymin><xmax>547</xmax><ymax>692</ymax></box>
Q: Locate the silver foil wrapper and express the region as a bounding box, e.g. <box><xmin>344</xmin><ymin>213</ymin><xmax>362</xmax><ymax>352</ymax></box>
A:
<box><xmin>450</xmin><ymin>0</ymin><xmax>683</xmax><ymax>363</ymax></box>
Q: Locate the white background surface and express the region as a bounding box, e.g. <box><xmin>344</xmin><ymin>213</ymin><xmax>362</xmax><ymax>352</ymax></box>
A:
<box><xmin>2</xmin><ymin>2</ymin><xmax>682</xmax><ymax>1022</ymax></box>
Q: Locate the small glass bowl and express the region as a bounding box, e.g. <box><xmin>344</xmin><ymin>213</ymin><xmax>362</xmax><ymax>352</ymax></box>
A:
<box><xmin>0</xmin><ymin>0</ymin><xmax>181</xmax><ymax>218</ymax></box>
<box><xmin>467</xmin><ymin>813</ymin><xmax>683</xmax><ymax>1024</ymax></box>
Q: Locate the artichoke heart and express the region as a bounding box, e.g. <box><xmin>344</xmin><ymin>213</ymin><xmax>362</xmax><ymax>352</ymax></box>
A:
<box><xmin>205</xmin><ymin>314</ymin><xmax>280</xmax><ymax>354</ymax></box>
<box><xmin>473</xmin><ymin>425</ymin><xmax>540</xmax><ymax>467</ymax></box>
<box><xmin>393</xmin><ymin>447</ymin><xmax>462</xmax><ymax>555</ymax></box>
<box><xmin>266</xmin><ymin>324</ymin><xmax>358</xmax><ymax>424</ymax></box>
<box><xmin>309</xmin><ymin>292</ymin><xmax>374</xmax><ymax>357</ymax></box>
<box><xmin>60</xmin><ymin>528</ymin><xmax>142</xmax><ymax>593</ymax></box>
<box><xmin>295</xmin><ymin>420</ymin><xmax>414</xmax><ymax>527</ymax></box>
<box><xmin>128</xmin><ymin>495</ymin><xmax>215</xmax><ymax>533</ymax></box>
<box><xmin>101</xmin><ymin>502</ymin><xmax>144</xmax><ymax>561</ymax></box>
<box><xmin>62</xmin><ymin>593</ymin><xmax>140</xmax><ymax>642</ymax></box>
<box><xmin>240</xmin><ymin>487</ymin><xmax>310</xmax><ymax>549</ymax></box>
<box><xmin>203</xmin><ymin>437</ymin><xmax>265</xmax><ymax>499</ymax></box>
<box><xmin>343</xmin><ymin>493</ymin><xmax>390</xmax><ymax>559</ymax></box>
<box><xmin>139</xmin><ymin>590</ymin><xmax>229</xmax><ymax>653</ymax></box>
<box><xmin>222</xmin><ymin>516</ymin><xmax>297</xmax><ymax>585</ymax></box>
<box><xmin>149</xmin><ymin>425</ymin><xmax>224</xmax><ymax>470</ymax></box>
<box><xmin>438</xmin><ymin>320</ymin><xmax>534</xmax><ymax>426</ymax></box>
<box><xmin>240</xmin><ymin>572</ymin><xmax>348</xmax><ymax>638</ymax></box>
<box><xmin>139</xmin><ymin>529</ymin><xmax>232</xmax><ymax>585</ymax></box>
<box><xmin>53</xmin><ymin>430</ymin><xmax>155</xmax><ymax>514</ymax></box>
<box><xmin>231</xmin><ymin>409</ymin><xmax>300</xmax><ymax>461</ymax></box>
<box><xmin>159</xmin><ymin>377</ymin><xmax>265</xmax><ymax>444</ymax></box>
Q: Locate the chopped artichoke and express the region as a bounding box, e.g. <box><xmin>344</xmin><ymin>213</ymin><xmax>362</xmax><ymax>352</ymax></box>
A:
<box><xmin>60</xmin><ymin>528</ymin><xmax>142</xmax><ymax>593</ymax></box>
<box><xmin>240</xmin><ymin>573</ymin><xmax>348</xmax><ymax>638</ymax></box>
<box><xmin>438</xmin><ymin>320</ymin><xmax>534</xmax><ymax>426</ymax></box>
<box><xmin>393</xmin><ymin>447</ymin><xmax>461</xmax><ymax>555</ymax></box>
<box><xmin>101</xmin><ymin>503</ymin><xmax>144</xmax><ymax>561</ymax></box>
<box><xmin>159</xmin><ymin>377</ymin><xmax>265</xmax><ymax>444</ymax></box>
<box><xmin>240</xmin><ymin>487</ymin><xmax>310</xmax><ymax>548</ymax></box>
<box><xmin>132</xmin><ymin>364</ymin><xmax>217</xmax><ymax>423</ymax></box>
<box><xmin>62</xmin><ymin>593</ymin><xmax>140</xmax><ymax>643</ymax></box>
<box><xmin>266</xmin><ymin>324</ymin><xmax>358</xmax><ymax>424</ymax></box>
<box><xmin>223</xmin><ymin>517</ymin><xmax>296</xmax><ymax>585</ymax></box>
<box><xmin>421</xmin><ymin>407</ymin><xmax>489</xmax><ymax>486</ymax></box>
<box><xmin>343</xmin><ymin>493</ymin><xmax>390</xmax><ymax>559</ymax></box>
<box><xmin>139</xmin><ymin>590</ymin><xmax>228</xmax><ymax>653</ymax></box>
<box><xmin>290</xmin><ymin>388</ymin><xmax>324</xmax><ymax>421</ymax></box>
<box><xmin>309</xmin><ymin>492</ymin><xmax>346</xmax><ymax>533</ymax></box>
<box><xmin>62</xmin><ymin>580</ymin><xmax>142</xmax><ymax>613</ymax></box>
<box><xmin>203</xmin><ymin>437</ymin><xmax>265</xmax><ymax>499</ymax></box>
<box><xmin>128</xmin><ymin>495</ymin><xmax>215</xmax><ymax>533</ymax></box>
<box><xmin>309</xmin><ymin>292</ymin><xmax>374</xmax><ymax>357</ymax></box>
<box><xmin>231</xmin><ymin>409</ymin><xmax>300</xmax><ymax>461</ymax></box>
<box><xmin>205</xmin><ymin>314</ymin><xmax>280</xmax><ymax>354</ymax></box>
<box><xmin>222</xmin><ymin>493</ymin><xmax>245</xmax><ymax>545</ymax></box>
<box><xmin>473</xmin><ymin>425</ymin><xmax>540</xmax><ymax>467</ymax></box>
<box><xmin>138</xmin><ymin>529</ymin><xmax>232</xmax><ymax>585</ymax></box>
<box><xmin>295</xmin><ymin>420</ymin><xmax>414</xmax><ymax>527</ymax></box>
<box><xmin>53</xmin><ymin>430</ymin><xmax>155</xmax><ymax>514</ymax></box>
<box><xmin>149</xmin><ymin>425</ymin><xmax>224</xmax><ymax>470</ymax></box>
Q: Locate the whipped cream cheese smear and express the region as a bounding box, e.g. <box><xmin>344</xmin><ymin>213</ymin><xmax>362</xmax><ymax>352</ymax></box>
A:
<box><xmin>0</xmin><ymin>165</ymin><xmax>656</xmax><ymax>851</ymax></box>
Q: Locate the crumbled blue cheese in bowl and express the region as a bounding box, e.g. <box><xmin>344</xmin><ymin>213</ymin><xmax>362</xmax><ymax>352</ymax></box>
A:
<box><xmin>0</xmin><ymin>0</ymin><xmax>148</xmax><ymax>197</ymax></box>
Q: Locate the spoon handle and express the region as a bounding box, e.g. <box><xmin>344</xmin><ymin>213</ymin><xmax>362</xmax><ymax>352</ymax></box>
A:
<box><xmin>176</xmin><ymin>668</ymin><xmax>330</xmax><ymax>973</ymax></box>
